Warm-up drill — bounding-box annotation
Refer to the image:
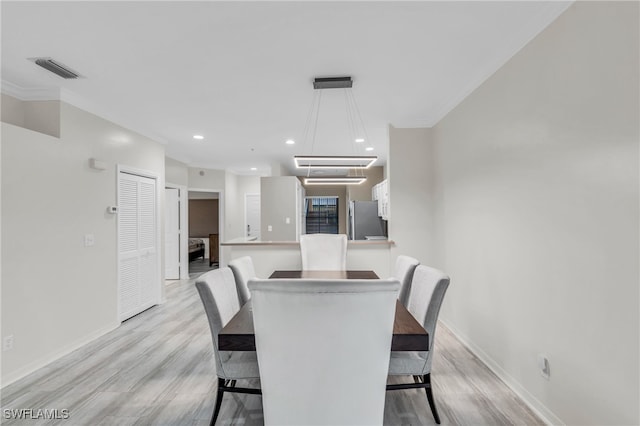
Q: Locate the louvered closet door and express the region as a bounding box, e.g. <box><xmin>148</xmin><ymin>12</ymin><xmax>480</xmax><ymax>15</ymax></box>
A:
<box><xmin>118</xmin><ymin>172</ymin><xmax>158</xmax><ymax>321</ymax></box>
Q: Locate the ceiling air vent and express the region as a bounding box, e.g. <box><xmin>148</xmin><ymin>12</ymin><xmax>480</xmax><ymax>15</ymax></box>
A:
<box><xmin>30</xmin><ymin>57</ymin><xmax>82</xmax><ymax>79</ymax></box>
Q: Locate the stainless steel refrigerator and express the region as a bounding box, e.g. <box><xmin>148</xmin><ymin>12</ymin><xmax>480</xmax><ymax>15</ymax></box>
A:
<box><xmin>348</xmin><ymin>201</ymin><xmax>387</xmax><ymax>240</ymax></box>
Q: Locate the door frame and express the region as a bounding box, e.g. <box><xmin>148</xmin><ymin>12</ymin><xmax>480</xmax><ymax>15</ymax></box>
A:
<box><xmin>166</xmin><ymin>182</ymin><xmax>188</xmax><ymax>280</ymax></box>
<box><xmin>244</xmin><ymin>193</ymin><xmax>260</xmax><ymax>240</ymax></box>
<box><xmin>116</xmin><ymin>165</ymin><xmax>162</xmax><ymax>320</ymax></box>
<box><xmin>188</xmin><ymin>187</ymin><xmax>225</xmax><ymax>267</ymax></box>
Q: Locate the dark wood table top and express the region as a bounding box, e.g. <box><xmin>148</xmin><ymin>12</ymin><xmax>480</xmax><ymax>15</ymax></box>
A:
<box><xmin>219</xmin><ymin>270</ymin><xmax>429</xmax><ymax>351</ymax></box>
<box><xmin>269</xmin><ymin>270</ymin><xmax>380</xmax><ymax>279</ymax></box>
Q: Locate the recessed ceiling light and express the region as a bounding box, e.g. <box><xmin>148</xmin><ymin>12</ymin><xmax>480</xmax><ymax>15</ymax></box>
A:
<box><xmin>193</xmin><ymin>135</ymin><xmax>204</xmax><ymax>140</ymax></box>
<box><xmin>286</xmin><ymin>139</ymin><xmax>295</xmax><ymax>145</ymax></box>
<box><xmin>365</xmin><ymin>147</ymin><xmax>374</xmax><ymax>151</ymax></box>
<box><xmin>251</xmin><ymin>167</ymin><xmax>257</xmax><ymax>171</ymax></box>
<box><xmin>355</xmin><ymin>138</ymin><xmax>365</xmax><ymax>143</ymax></box>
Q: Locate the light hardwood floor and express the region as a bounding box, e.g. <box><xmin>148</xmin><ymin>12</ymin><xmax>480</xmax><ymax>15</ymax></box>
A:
<box><xmin>1</xmin><ymin>277</ymin><xmax>543</xmax><ymax>425</ymax></box>
<box><xmin>188</xmin><ymin>258</ymin><xmax>219</xmax><ymax>278</ymax></box>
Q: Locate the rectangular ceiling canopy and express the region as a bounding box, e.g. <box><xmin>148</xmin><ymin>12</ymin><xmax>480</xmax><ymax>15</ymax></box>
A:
<box><xmin>313</xmin><ymin>76</ymin><xmax>353</xmax><ymax>90</ymax></box>
<box><xmin>294</xmin><ymin>155</ymin><xmax>377</xmax><ymax>169</ymax></box>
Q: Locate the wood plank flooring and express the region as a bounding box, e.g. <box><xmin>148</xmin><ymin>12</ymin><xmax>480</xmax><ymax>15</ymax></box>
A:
<box><xmin>188</xmin><ymin>258</ymin><xmax>218</xmax><ymax>278</ymax></box>
<box><xmin>1</xmin><ymin>277</ymin><xmax>543</xmax><ymax>425</ymax></box>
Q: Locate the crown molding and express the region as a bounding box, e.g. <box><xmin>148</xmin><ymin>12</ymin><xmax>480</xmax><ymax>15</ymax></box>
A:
<box><xmin>1</xmin><ymin>80</ymin><xmax>60</xmax><ymax>101</ymax></box>
<box><xmin>2</xmin><ymin>79</ymin><xmax>168</xmax><ymax>145</ymax></box>
<box><xmin>389</xmin><ymin>119</ymin><xmax>433</xmax><ymax>129</ymax></box>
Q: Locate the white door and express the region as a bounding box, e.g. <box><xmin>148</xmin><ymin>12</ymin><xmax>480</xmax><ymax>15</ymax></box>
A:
<box><xmin>118</xmin><ymin>172</ymin><xmax>158</xmax><ymax>321</ymax></box>
<box><xmin>245</xmin><ymin>193</ymin><xmax>261</xmax><ymax>239</ymax></box>
<box><xmin>165</xmin><ymin>187</ymin><xmax>180</xmax><ymax>280</ymax></box>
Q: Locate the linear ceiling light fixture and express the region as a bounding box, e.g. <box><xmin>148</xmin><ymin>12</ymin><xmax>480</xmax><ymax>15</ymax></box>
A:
<box><xmin>294</xmin><ymin>155</ymin><xmax>377</xmax><ymax>169</ymax></box>
<box><xmin>296</xmin><ymin>76</ymin><xmax>377</xmax><ymax>183</ymax></box>
<box><xmin>304</xmin><ymin>176</ymin><xmax>366</xmax><ymax>185</ymax></box>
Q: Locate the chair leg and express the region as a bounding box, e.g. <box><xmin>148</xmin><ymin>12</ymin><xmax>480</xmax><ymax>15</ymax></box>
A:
<box><xmin>211</xmin><ymin>378</ymin><xmax>226</xmax><ymax>426</ymax></box>
<box><xmin>423</xmin><ymin>374</ymin><xmax>441</xmax><ymax>424</ymax></box>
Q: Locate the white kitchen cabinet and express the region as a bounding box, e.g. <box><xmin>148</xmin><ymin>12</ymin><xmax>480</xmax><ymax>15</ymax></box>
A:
<box><xmin>372</xmin><ymin>179</ymin><xmax>389</xmax><ymax>220</ymax></box>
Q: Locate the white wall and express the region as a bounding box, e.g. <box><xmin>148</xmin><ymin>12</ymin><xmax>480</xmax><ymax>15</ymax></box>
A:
<box><xmin>224</xmin><ymin>173</ymin><xmax>261</xmax><ymax>243</ymax></box>
<box><xmin>165</xmin><ymin>157</ymin><xmax>189</xmax><ymax>186</ymax></box>
<box><xmin>431</xmin><ymin>2</ymin><xmax>638</xmax><ymax>425</ymax></box>
<box><xmin>1</xmin><ymin>101</ymin><xmax>165</xmax><ymax>385</ymax></box>
<box><xmin>1</xmin><ymin>94</ymin><xmax>60</xmax><ymax>137</ymax></box>
<box><xmin>260</xmin><ymin>176</ymin><xmax>300</xmax><ymax>241</ymax></box>
<box><xmin>188</xmin><ymin>167</ymin><xmax>225</xmax><ymax>190</ymax></box>
<box><xmin>388</xmin><ymin>127</ymin><xmax>438</xmax><ymax>271</ymax></box>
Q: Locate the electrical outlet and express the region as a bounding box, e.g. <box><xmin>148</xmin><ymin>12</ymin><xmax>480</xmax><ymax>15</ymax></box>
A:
<box><xmin>84</xmin><ymin>234</ymin><xmax>95</xmax><ymax>247</ymax></box>
<box><xmin>268</xmin><ymin>225</ymin><xmax>273</xmax><ymax>232</ymax></box>
<box><xmin>3</xmin><ymin>335</ymin><xmax>14</xmax><ymax>351</ymax></box>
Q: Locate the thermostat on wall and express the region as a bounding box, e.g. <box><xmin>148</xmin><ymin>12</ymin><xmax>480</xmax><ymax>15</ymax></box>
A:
<box><xmin>107</xmin><ymin>206</ymin><xmax>118</xmax><ymax>214</ymax></box>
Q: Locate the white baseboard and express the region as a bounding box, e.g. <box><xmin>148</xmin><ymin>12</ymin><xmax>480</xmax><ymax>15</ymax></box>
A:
<box><xmin>1</xmin><ymin>321</ymin><xmax>121</xmax><ymax>388</ymax></box>
<box><xmin>439</xmin><ymin>319</ymin><xmax>565</xmax><ymax>426</ymax></box>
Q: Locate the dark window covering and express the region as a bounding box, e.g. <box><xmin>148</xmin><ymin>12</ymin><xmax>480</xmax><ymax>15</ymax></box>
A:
<box><xmin>305</xmin><ymin>197</ymin><xmax>339</xmax><ymax>234</ymax></box>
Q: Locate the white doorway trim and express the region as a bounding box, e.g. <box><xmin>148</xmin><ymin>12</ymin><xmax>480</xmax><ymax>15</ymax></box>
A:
<box><xmin>188</xmin><ymin>187</ymin><xmax>225</xmax><ymax>267</ymax></box>
<box><xmin>166</xmin><ymin>182</ymin><xmax>188</xmax><ymax>280</ymax></box>
<box><xmin>116</xmin><ymin>164</ymin><xmax>162</xmax><ymax>320</ymax></box>
<box><xmin>244</xmin><ymin>193</ymin><xmax>260</xmax><ymax>240</ymax></box>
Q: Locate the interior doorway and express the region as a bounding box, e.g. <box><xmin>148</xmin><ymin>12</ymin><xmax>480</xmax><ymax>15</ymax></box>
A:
<box><xmin>188</xmin><ymin>190</ymin><xmax>220</xmax><ymax>277</ymax></box>
<box><xmin>165</xmin><ymin>187</ymin><xmax>181</xmax><ymax>280</ymax></box>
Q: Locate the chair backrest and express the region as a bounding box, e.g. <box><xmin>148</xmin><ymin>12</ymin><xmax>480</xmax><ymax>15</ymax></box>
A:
<box><xmin>395</xmin><ymin>255</ymin><xmax>420</xmax><ymax>306</ymax></box>
<box><xmin>248</xmin><ymin>278</ymin><xmax>400</xmax><ymax>426</ymax></box>
<box><xmin>228</xmin><ymin>256</ymin><xmax>256</xmax><ymax>305</ymax></box>
<box><xmin>406</xmin><ymin>265</ymin><xmax>450</xmax><ymax>371</ymax></box>
<box><xmin>299</xmin><ymin>233</ymin><xmax>347</xmax><ymax>270</ymax></box>
<box><xmin>195</xmin><ymin>267</ymin><xmax>241</xmax><ymax>378</ymax></box>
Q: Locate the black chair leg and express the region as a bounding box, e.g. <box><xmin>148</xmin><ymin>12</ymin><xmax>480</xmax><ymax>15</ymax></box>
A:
<box><xmin>424</xmin><ymin>374</ymin><xmax>440</xmax><ymax>424</ymax></box>
<box><xmin>211</xmin><ymin>378</ymin><xmax>226</xmax><ymax>426</ymax></box>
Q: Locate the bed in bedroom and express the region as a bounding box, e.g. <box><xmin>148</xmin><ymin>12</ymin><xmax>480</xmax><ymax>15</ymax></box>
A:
<box><xmin>188</xmin><ymin>238</ymin><xmax>205</xmax><ymax>262</ymax></box>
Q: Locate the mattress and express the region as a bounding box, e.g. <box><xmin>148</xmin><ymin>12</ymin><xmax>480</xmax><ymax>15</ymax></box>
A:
<box><xmin>189</xmin><ymin>238</ymin><xmax>205</xmax><ymax>253</ymax></box>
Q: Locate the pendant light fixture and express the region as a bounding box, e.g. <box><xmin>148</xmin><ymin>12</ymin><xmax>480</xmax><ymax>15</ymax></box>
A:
<box><xmin>296</xmin><ymin>76</ymin><xmax>375</xmax><ymax>185</ymax></box>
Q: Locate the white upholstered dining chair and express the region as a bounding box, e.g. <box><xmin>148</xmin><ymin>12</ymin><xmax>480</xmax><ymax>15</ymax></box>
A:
<box><xmin>228</xmin><ymin>255</ymin><xmax>256</xmax><ymax>306</ymax></box>
<box><xmin>395</xmin><ymin>255</ymin><xmax>420</xmax><ymax>306</ymax></box>
<box><xmin>387</xmin><ymin>264</ymin><xmax>450</xmax><ymax>424</ymax></box>
<box><xmin>195</xmin><ymin>268</ymin><xmax>261</xmax><ymax>425</ymax></box>
<box><xmin>299</xmin><ymin>233</ymin><xmax>348</xmax><ymax>270</ymax></box>
<box><xmin>248</xmin><ymin>278</ymin><xmax>400</xmax><ymax>426</ymax></box>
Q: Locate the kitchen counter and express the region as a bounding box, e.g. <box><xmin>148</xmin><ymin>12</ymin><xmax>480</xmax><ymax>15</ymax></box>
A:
<box><xmin>221</xmin><ymin>239</ymin><xmax>394</xmax><ymax>246</ymax></box>
<box><xmin>220</xmin><ymin>238</ymin><xmax>395</xmax><ymax>278</ymax></box>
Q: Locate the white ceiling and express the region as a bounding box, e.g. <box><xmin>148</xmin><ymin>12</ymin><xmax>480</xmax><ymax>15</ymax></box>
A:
<box><xmin>1</xmin><ymin>1</ymin><xmax>571</xmax><ymax>176</ymax></box>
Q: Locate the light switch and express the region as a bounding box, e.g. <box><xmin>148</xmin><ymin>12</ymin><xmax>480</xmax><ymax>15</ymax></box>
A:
<box><xmin>285</xmin><ymin>217</ymin><xmax>290</xmax><ymax>224</ymax></box>
<box><xmin>84</xmin><ymin>234</ymin><xmax>95</xmax><ymax>247</ymax></box>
